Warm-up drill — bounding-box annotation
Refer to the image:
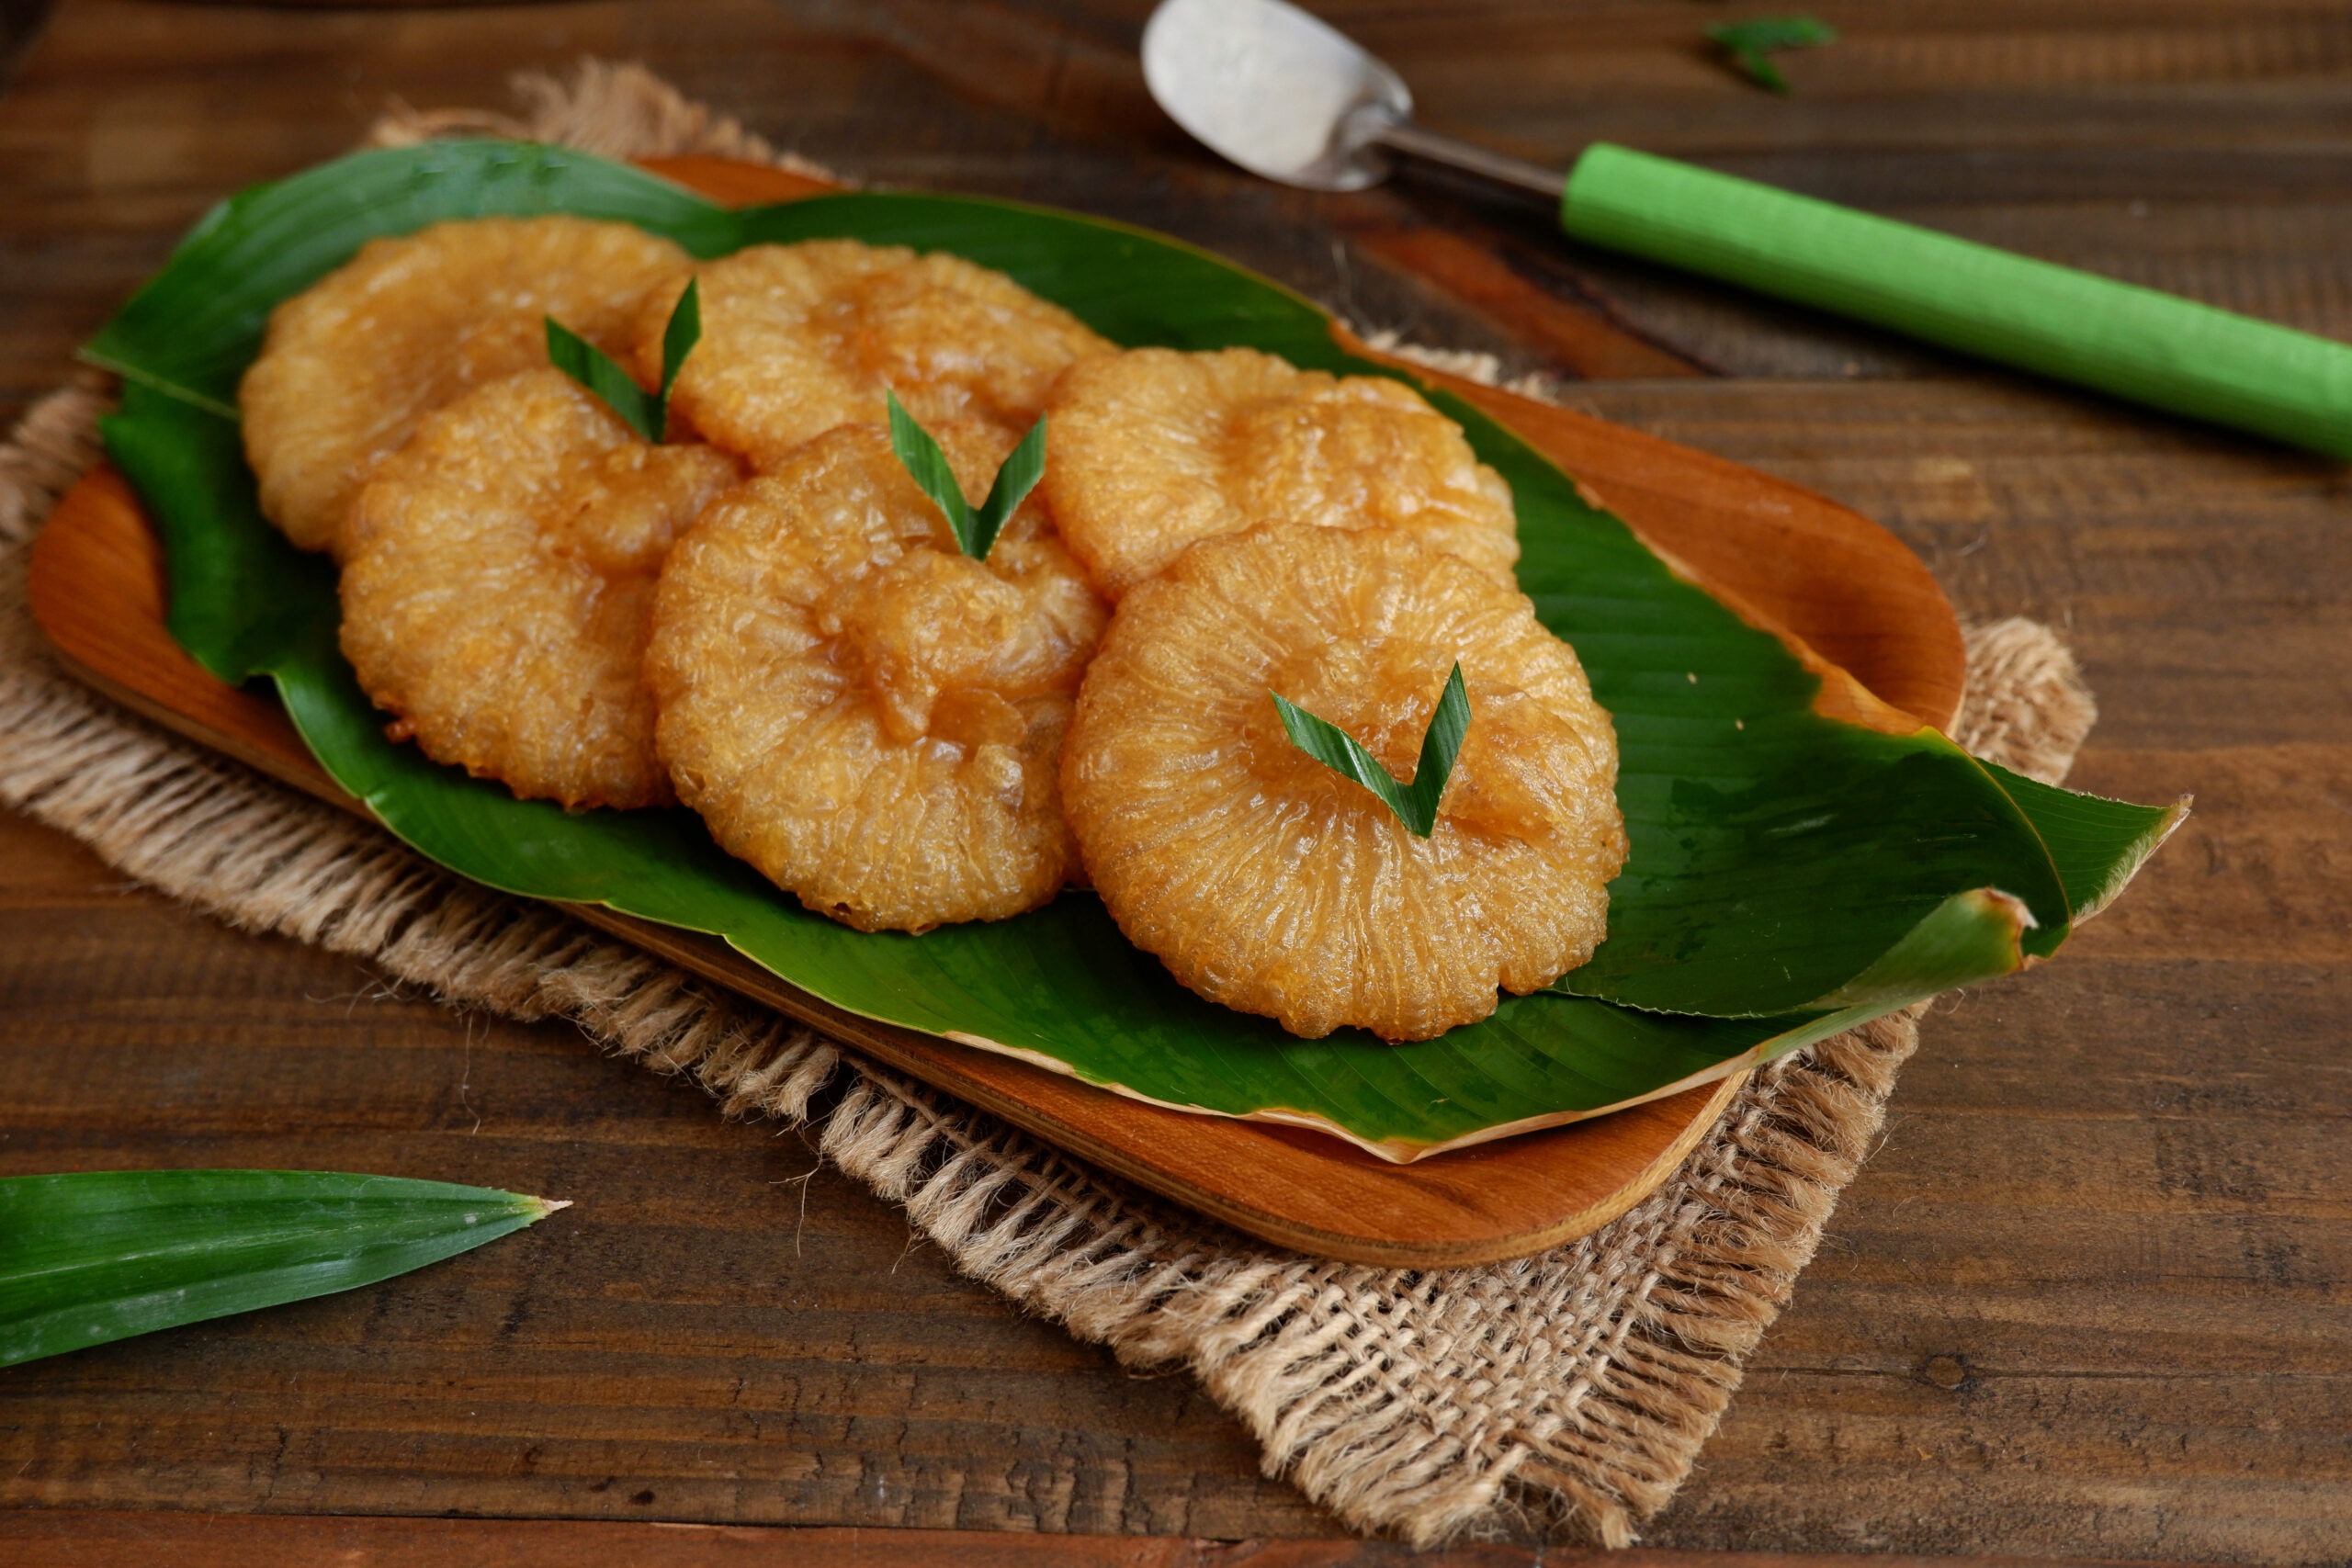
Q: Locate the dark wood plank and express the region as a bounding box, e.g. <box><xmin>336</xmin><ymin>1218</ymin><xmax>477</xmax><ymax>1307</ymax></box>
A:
<box><xmin>0</xmin><ymin>809</ymin><xmax>1339</xmax><ymax>1539</ymax></box>
<box><xmin>0</xmin><ymin>1511</ymin><xmax>2199</xmax><ymax>1568</ymax></box>
<box><xmin>4</xmin><ymin>0</ymin><xmax>2349</xmax><ymax>1560</ymax></box>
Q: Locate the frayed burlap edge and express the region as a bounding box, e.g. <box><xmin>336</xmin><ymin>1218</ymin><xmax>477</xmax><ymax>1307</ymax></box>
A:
<box><xmin>0</xmin><ymin>62</ymin><xmax>2098</xmax><ymax>1549</ymax></box>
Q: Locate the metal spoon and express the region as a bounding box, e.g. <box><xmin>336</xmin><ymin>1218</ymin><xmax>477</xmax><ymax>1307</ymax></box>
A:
<box><xmin>1142</xmin><ymin>0</ymin><xmax>1556</xmax><ymax>198</ymax></box>
<box><xmin>1141</xmin><ymin>0</ymin><xmax>2352</xmax><ymax>458</ymax></box>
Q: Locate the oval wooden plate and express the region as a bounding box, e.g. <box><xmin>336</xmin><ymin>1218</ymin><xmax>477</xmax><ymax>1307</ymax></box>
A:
<box><xmin>26</xmin><ymin>155</ymin><xmax>1964</xmax><ymax>1268</ymax></box>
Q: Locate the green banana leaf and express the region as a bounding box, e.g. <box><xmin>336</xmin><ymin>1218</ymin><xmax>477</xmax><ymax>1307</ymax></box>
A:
<box><xmin>0</xmin><ymin>1169</ymin><xmax>560</xmax><ymax>1367</ymax></box>
<box><xmin>84</xmin><ymin>141</ymin><xmax>2177</xmax><ymax>1158</ymax></box>
<box><xmin>1978</xmin><ymin>760</ymin><xmax>2188</xmax><ymax>921</ymax></box>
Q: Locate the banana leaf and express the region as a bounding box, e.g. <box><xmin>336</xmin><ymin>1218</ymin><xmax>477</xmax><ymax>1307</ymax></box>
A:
<box><xmin>83</xmin><ymin>142</ymin><xmax>2177</xmax><ymax>1158</ymax></box>
<box><xmin>0</xmin><ymin>1169</ymin><xmax>560</xmax><ymax>1367</ymax></box>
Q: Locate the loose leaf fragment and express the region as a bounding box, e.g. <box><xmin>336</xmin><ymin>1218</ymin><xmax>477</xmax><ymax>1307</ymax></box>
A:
<box><xmin>886</xmin><ymin>390</ymin><xmax>1046</xmax><ymax>560</ymax></box>
<box><xmin>1272</xmin><ymin>661</ymin><xmax>1471</xmax><ymax>838</ymax></box>
<box><xmin>0</xmin><ymin>1169</ymin><xmax>565</xmax><ymax>1368</ymax></box>
<box><xmin>545</xmin><ymin>276</ymin><xmax>701</xmax><ymax>442</ymax></box>
<box><xmin>1708</xmin><ymin>16</ymin><xmax>1838</xmax><ymax>92</ymax></box>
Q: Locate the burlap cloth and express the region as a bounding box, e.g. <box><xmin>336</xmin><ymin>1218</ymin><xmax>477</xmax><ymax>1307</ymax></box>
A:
<box><xmin>0</xmin><ymin>63</ymin><xmax>2099</xmax><ymax>1548</ymax></box>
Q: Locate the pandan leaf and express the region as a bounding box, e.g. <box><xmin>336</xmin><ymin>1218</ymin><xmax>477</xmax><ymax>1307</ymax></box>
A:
<box><xmin>0</xmin><ymin>1170</ymin><xmax>562</xmax><ymax>1368</ymax></box>
<box><xmin>85</xmin><ymin>142</ymin><xmax>2177</xmax><ymax>1157</ymax></box>
<box><xmin>548</xmin><ymin>276</ymin><xmax>699</xmax><ymax>442</ymax></box>
<box><xmin>545</xmin><ymin>319</ymin><xmax>661</xmax><ymax>440</ymax></box>
<box><xmin>1708</xmin><ymin>16</ymin><xmax>1838</xmax><ymax>92</ymax></box>
<box><xmin>1273</xmin><ymin>662</ymin><xmax>1470</xmax><ymax>838</ymax></box>
<box><xmin>885</xmin><ymin>390</ymin><xmax>1045</xmax><ymax>559</ymax></box>
<box><xmin>660</xmin><ymin>275</ymin><xmax>703</xmax><ymax>393</ymax></box>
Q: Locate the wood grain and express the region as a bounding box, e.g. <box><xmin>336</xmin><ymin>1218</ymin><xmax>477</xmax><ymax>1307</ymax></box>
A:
<box><xmin>3</xmin><ymin>0</ymin><xmax>2348</xmax><ymax>1560</ymax></box>
<box><xmin>0</xmin><ymin>1511</ymin><xmax>2189</xmax><ymax>1568</ymax></box>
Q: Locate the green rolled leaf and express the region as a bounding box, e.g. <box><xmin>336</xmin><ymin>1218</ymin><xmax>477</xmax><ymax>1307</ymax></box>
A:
<box><xmin>885</xmin><ymin>389</ymin><xmax>1044</xmax><ymax>559</ymax></box>
<box><xmin>1273</xmin><ymin>661</ymin><xmax>1469</xmax><ymax>838</ymax></box>
<box><xmin>84</xmin><ymin>142</ymin><xmax>2176</xmax><ymax>1156</ymax></box>
<box><xmin>0</xmin><ymin>1170</ymin><xmax>562</xmax><ymax>1368</ymax></box>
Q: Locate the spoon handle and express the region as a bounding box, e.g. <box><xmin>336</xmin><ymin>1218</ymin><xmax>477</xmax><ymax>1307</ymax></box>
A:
<box><xmin>1560</xmin><ymin>143</ymin><xmax>2352</xmax><ymax>457</ymax></box>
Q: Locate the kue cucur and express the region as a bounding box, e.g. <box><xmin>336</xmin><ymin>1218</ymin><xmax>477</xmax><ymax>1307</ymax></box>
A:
<box><xmin>647</xmin><ymin>420</ymin><xmax>1106</xmax><ymax>933</ymax></box>
<box><xmin>339</xmin><ymin>368</ymin><xmax>741</xmax><ymax>811</ymax></box>
<box><xmin>242</xmin><ymin>215</ymin><xmax>689</xmax><ymax>555</ymax></box>
<box><xmin>635</xmin><ymin>241</ymin><xmax>1114</xmax><ymax>471</ymax></box>
<box><xmin>1044</xmin><ymin>345</ymin><xmax>1520</xmax><ymax>600</ymax></box>
<box><xmin>1063</xmin><ymin>523</ymin><xmax>1623</xmax><ymax>1042</ymax></box>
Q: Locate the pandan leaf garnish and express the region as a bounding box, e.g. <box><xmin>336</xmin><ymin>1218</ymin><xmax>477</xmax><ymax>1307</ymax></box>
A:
<box><xmin>887</xmin><ymin>390</ymin><xmax>1047</xmax><ymax>561</ymax></box>
<box><xmin>1708</xmin><ymin>16</ymin><xmax>1838</xmax><ymax>93</ymax></box>
<box><xmin>1272</xmin><ymin>661</ymin><xmax>1472</xmax><ymax>838</ymax></box>
<box><xmin>545</xmin><ymin>276</ymin><xmax>699</xmax><ymax>442</ymax></box>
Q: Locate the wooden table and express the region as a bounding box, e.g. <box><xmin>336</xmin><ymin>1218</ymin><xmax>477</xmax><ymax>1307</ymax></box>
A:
<box><xmin>3</xmin><ymin>1</ymin><xmax>2347</xmax><ymax>1562</ymax></box>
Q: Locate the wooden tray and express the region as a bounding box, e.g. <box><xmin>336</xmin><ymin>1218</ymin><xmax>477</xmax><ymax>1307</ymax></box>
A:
<box><xmin>26</xmin><ymin>156</ymin><xmax>1966</xmax><ymax>1268</ymax></box>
